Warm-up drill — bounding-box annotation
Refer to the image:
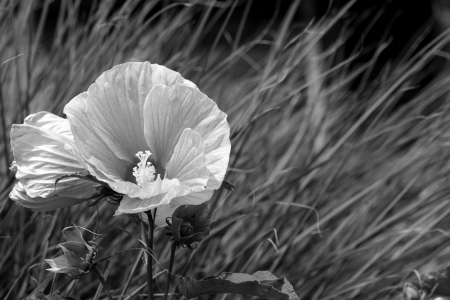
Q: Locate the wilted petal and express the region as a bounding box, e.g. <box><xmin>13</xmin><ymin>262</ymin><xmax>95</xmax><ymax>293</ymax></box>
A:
<box><xmin>9</xmin><ymin>118</ymin><xmax>97</xmax><ymax>209</ymax></box>
<box><xmin>24</xmin><ymin>111</ymin><xmax>73</xmax><ymax>139</ymax></box>
<box><xmin>64</xmin><ymin>62</ymin><xmax>198</xmax><ymax>182</ymax></box>
<box><xmin>10</xmin><ymin>114</ymin><xmax>97</xmax><ymax>200</ymax></box>
<box><xmin>10</xmin><ymin>182</ymin><xmax>90</xmax><ymax>211</ymax></box>
<box><xmin>143</xmin><ymin>84</ymin><xmax>230</xmax><ymax>189</ymax></box>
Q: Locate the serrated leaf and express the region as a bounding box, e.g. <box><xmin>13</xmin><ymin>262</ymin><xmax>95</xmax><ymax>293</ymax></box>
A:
<box><xmin>220</xmin><ymin>180</ymin><xmax>235</xmax><ymax>192</ymax></box>
<box><xmin>178</xmin><ymin>270</ymin><xmax>299</xmax><ymax>300</ymax></box>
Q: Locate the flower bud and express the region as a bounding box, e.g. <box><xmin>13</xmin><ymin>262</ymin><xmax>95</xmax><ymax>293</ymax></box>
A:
<box><xmin>45</xmin><ymin>226</ymin><xmax>98</xmax><ymax>279</ymax></box>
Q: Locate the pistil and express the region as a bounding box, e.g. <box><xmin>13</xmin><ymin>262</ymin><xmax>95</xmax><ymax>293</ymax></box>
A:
<box><xmin>132</xmin><ymin>151</ymin><xmax>155</xmax><ymax>186</ymax></box>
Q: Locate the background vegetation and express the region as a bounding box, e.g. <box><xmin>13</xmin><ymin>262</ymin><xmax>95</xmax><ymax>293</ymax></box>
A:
<box><xmin>1</xmin><ymin>0</ymin><xmax>450</xmax><ymax>299</ymax></box>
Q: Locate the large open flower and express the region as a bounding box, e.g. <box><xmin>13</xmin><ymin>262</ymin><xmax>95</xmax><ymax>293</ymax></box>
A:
<box><xmin>9</xmin><ymin>112</ymin><xmax>98</xmax><ymax>210</ymax></box>
<box><xmin>64</xmin><ymin>62</ymin><xmax>230</xmax><ymax>226</ymax></box>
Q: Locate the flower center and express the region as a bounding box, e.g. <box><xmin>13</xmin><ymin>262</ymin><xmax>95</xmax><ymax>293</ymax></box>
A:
<box><xmin>180</xmin><ymin>221</ymin><xmax>194</xmax><ymax>237</ymax></box>
<box><xmin>132</xmin><ymin>151</ymin><xmax>156</xmax><ymax>186</ymax></box>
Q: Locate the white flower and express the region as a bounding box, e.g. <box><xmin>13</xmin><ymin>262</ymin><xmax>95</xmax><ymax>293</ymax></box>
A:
<box><xmin>9</xmin><ymin>112</ymin><xmax>97</xmax><ymax>210</ymax></box>
<box><xmin>63</xmin><ymin>62</ymin><xmax>230</xmax><ymax>226</ymax></box>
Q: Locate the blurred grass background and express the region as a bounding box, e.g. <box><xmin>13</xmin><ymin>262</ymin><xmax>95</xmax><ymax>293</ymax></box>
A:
<box><xmin>2</xmin><ymin>0</ymin><xmax>450</xmax><ymax>299</ymax></box>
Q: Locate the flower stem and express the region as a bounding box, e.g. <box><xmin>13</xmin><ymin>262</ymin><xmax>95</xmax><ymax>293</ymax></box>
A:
<box><xmin>146</xmin><ymin>209</ymin><xmax>156</xmax><ymax>300</ymax></box>
<box><xmin>92</xmin><ymin>264</ymin><xmax>113</xmax><ymax>300</ymax></box>
<box><xmin>163</xmin><ymin>241</ymin><xmax>177</xmax><ymax>300</ymax></box>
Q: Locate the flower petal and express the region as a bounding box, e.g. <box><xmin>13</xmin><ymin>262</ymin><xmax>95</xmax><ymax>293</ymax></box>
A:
<box><xmin>24</xmin><ymin>111</ymin><xmax>73</xmax><ymax>139</ymax></box>
<box><xmin>116</xmin><ymin>184</ymin><xmax>208</xmax><ymax>215</ymax></box>
<box><xmin>10</xmin><ymin>115</ymin><xmax>97</xmax><ymax>200</ymax></box>
<box><xmin>115</xmin><ymin>193</ymin><xmax>168</xmax><ymax>215</ymax></box>
<box><xmin>110</xmin><ymin>175</ymin><xmax>181</xmax><ymax>198</ymax></box>
<box><xmin>115</xmin><ymin>129</ymin><xmax>210</xmax><ymax>214</ymax></box>
<box><xmin>166</xmin><ymin>128</ymin><xmax>209</xmax><ymax>186</ymax></box>
<box><xmin>63</xmin><ymin>92</ymin><xmax>136</xmax><ymax>182</ymax></box>
<box><xmin>10</xmin><ymin>182</ymin><xmax>91</xmax><ymax>211</ymax></box>
<box><xmin>64</xmin><ymin>62</ymin><xmax>197</xmax><ymax>182</ymax></box>
<box><xmin>143</xmin><ymin>84</ymin><xmax>230</xmax><ymax>189</ymax></box>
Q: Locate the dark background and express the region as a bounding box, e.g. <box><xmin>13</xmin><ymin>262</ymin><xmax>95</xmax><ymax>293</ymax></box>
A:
<box><xmin>37</xmin><ymin>0</ymin><xmax>439</xmax><ymax>62</ymax></box>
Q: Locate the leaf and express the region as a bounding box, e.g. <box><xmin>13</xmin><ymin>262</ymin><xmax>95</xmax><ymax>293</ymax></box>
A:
<box><xmin>178</xmin><ymin>270</ymin><xmax>299</xmax><ymax>300</ymax></box>
<box><xmin>62</xmin><ymin>226</ymin><xmax>84</xmax><ymax>243</ymax></box>
<box><xmin>220</xmin><ymin>180</ymin><xmax>235</xmax><ymax>192</ymax></box>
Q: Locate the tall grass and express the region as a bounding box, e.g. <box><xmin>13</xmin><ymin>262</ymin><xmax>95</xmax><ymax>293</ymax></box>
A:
<box><xmin>1</xmin><ymin>0</ymin><xmax>450</xmax><ymax>299</ymax></box>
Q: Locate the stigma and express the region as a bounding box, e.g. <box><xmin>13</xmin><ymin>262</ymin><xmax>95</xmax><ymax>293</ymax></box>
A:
<box><xmin>132</xmin><ymin>151</ymin><xmax>156</xmax><ymax>186</ymax></box>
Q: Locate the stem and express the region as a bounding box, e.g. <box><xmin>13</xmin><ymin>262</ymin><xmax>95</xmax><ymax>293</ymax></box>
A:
<box><xmin>163</xmin><ymin>242</ymin><xmax>177</xmax><ymax>300</ymax></box>
<box><xmin>92</xmin><ymin>265</ymin><xmax>113</xmax><ymax>300</ymax></box>
<box><xmin>146</xmin><ymin>209</ymin><xmax>156</xmax><ymax>300</ymax></box>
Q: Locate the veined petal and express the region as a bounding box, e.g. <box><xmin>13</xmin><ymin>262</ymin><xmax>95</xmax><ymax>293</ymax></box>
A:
<box><xmin>10</xmin><ymin>114</ymin><xmax>97</xmax><ymax>200</ymax></box>
<box><xmin>64</xmin><ymin>62</ymin><xmax>198</xmax><ymax>182</ymax></box>
<box><xmin>109</xmin><ymin>175</ymin><xmax>180</xmax><ymax>199</ymax></box>
<box><xmin>24</xmin><ymin>111</ymin><xmax>73</xmax><ymax>140</ymax></box>
<box><xmin>63</xmin><ymin>92</ymin><xmax>136</xmax><ymax>182</ymax></box>
<box><xmin>115</xmin><ymin>193</ymin><xmax>167</xmax><ymax>215</ymax></box>
<box><xmin>116</xmin><ymin>129</ymin><xmax>210</xmax><ymax>214</ymax></box>
<box><xmin>143</xmin><ymin>84</ymin><xmax>230</xmax><ymax>189</ymax></box>
<box><xmin>166</xmin><ymin>128</ymin><xmax>209</xmax><ymax>186</ymax></box>
<box><xmin>116</xmin><ymin>184</ymin><xmax>206</xmax><ymax>215</ymax></box>
<box><xmin>10</xmin><ymin>182</ymin><xmax>92</xmax><ymax>211</ymax></box>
